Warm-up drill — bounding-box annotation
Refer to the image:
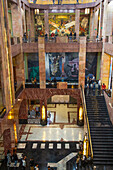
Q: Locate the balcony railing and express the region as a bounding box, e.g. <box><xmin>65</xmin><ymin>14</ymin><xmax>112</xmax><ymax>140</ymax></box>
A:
<box><xmin>22</xmin><ymin>36</ymin><xmax>102</xmax><ymax>43</ymax></box>
<box><xmin>11</xmin><ymin>37</ymin><xmax>20</xmax><ymax>45</ymax></box>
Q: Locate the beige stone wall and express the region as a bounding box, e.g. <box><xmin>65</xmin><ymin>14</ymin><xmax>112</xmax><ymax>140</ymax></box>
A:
<box><xmin>11</xmin><ymin>3</ymin><xmax>23</xmax><ymax>37</ymax></box>
<box><xmin>100</xmin><ymin>52</ymin><xmax>111</xmax><ymax>89</ymax></box>
<box><xmin>15</xmin><ymin>53</ymin><xmax>25</xmax><ymax>89</ymax></box>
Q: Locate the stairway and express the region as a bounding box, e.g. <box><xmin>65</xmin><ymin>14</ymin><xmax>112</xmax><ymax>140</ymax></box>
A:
<box><xmin>86</xmin><ymin>96</ymin><xmax>113</xmax><ymax>166</ymax></box>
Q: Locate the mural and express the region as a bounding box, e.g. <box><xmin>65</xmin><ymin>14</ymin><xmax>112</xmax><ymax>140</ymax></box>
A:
<box><xmin>85</xmin><ymin>53</ymin><xmax>97</xmax><ymax>79</ymax></box>
<box><xmin>27</xmin><ymin>53</ymin><xmax>39</xmax><ymax>81</ymax></box>
<box><xmin>49</xmin><ymin>15</ymin><xmax>75</xmax><ymax>35</ymax></box>
<box><xmin>80</xmin><ymin>16</ymin><xmax>89</xmax><ymax>35</ymax></box>
<box><xmin>35</xmin><ymin>15</ymin><xmax>44</xmax><ymax>36</ymax></box>
<box><xmin>34</xmin><ymin>14</ymin><xmax>89</xmax><ymax>36</ymax></box>
<box><xmin>45</xmin><ymin>52</ymin><xmax>79</xmax><ymax>82</ymax></box>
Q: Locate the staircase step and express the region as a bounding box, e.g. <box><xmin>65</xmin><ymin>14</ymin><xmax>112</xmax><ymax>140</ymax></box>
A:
<box><xmin>93</xmin><ymin>161</ymin><xmax>113</xmax><ymax>165</ymax></box>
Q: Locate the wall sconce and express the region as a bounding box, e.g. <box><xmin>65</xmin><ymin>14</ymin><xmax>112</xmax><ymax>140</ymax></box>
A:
<box><xmin>42</xmin><ymin>105</ymin><xmax>46</xmax><ymax>120</ymax></box>
<box><xmin>78</xmin><ymin>106</ymin><xmax>84</xmax><ymax>126</ymax></box>
<box><xmin>79</xmin><ymin>106</ymin><xmax>83</xmax><ymax>121</ymax></box>
<box><xmin>40</xmin><ymin>103</ymin><xmax>47</xmax><ymax>126</ymax></box>
<box><xmin>83</xmin><ymin>133</ymin><xmax>89</xmax><ymax>158</ymax></box>
<box><xmin>35</xmin><ymin>9</ymin><xmax>39</xmax><ymax>15</ymax></box>
<box><xmin>85</xmin><ymin>8</ymin><xmax>90</xmax><ymax>14</ymax></box>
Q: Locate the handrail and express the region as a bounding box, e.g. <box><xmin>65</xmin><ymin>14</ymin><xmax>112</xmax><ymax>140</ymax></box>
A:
<box><xmin>80</xmin><ymin>85</ymin><xmax>93</xmax><ymax>158</ymax></box>
<box><xmin>0</xmin><ymin>107</ymin><xmax>6</xmax><ymax>118</ymax></box>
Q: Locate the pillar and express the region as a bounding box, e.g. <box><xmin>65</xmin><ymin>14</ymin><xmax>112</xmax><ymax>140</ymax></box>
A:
<box><xmin>44</xmin><ymin>10</ymin><xmax>49</xmax><ymax>36</ymax></box>
<box><xmin>98</xmin><ymin>0</ymin><xmax>103</xmax><ymax>40</ymax></box>
<box><xmin>79</xmin><ymin>37</ymin><xmax>86</xmax><ymax>88</ymax></box>
<box><xmin>75</xmin><ymin>9</ymin><xmax>80</xmax><ymax>39</ymax></box>
<box><xmin>100</xmin><ymin>52</ymin><xmax>111</xmax><ymax>89</ymax></box>
<box><xmin>93</xmin><ymin>9</ymin><xmax>99</xmax><ymax>38</ymax></box>
<box><xmin>102</xmin><ymin>0</ymin><xmax>108</xmax><ymax>43</ymax></box>
<box><xmin>30</xmin><ymin>9</ymin><xmax>35</xmax><ymax>38</ymax></box>
<box><xmin>0</xmin><ymin>0</ymin><xmax>15</xmax><ymax>111</ymax></box>
<box><xmin>89</xmin><ymin>8</ymin><xmax>94</xmax><ymax>39</ymax></box>
<box><xmin>22</xmin><ymin>3</ymin><xmax>26</xmax><ymax>34</ymax></box>
<box><xmin>38</xmin><ymin>37</ymin><xmax>46</xmax><ymax>89</ymax></box>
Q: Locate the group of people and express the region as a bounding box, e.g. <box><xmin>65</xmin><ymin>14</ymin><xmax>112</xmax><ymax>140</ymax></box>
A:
<box><xmin>7</xmin><ymin>150</ymin><xmax>27</xmax><ymax>169</ymax></box>
<box><xmin>7</xmin><ymin>150</ymin><xmax>39</xmax><ymax>169</ymax></box>
<box><xmin>86</xmin><ymin>76</ymin><xmax>106</xmax><ymax>96</ymax></box>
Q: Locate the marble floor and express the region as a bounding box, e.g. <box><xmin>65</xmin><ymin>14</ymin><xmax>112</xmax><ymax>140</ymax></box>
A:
<box><xmin>20</xmin><ymin>124</ymin><xmax>84</xmax><ymax>142</ymax></box>
<box><xmin>17</xmin><ymin>103</ymin><xmax>84</xmax><ymax>170</ymax></box>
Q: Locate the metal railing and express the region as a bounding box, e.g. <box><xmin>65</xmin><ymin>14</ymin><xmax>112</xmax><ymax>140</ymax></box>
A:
<box><xmin>80</xmin><ymin>85</ymin><xmax>93</xmax><ymax>158</ymax></box>
<box><xmin>22</xmin><ymin>35</ymin><xmax>103</xmax><ymax>43</ymax></box>
<box><xmin>0</xmin><ymin>107</ymin><xmax>6</xmax><ymax>119</ymax></box>
<box><xmin>15</xmin><ymin>84</ymin><xmax>23</xmax><ymax>99</ymax></box>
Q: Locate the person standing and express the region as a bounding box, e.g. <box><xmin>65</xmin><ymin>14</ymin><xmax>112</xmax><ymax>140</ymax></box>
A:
<box><xmin>7</xmin><ymin>150</ymin><xmax>11</xmax><ymax>167</ymax></box>
<box><xmin>22</xmin><ymin>156</ymin><xmax>26</xmax><ymax>170</ymax></box>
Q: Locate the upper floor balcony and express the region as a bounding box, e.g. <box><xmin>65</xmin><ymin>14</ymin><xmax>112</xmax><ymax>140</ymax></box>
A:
<box><xmin>22</xmin><ymin>36</ymin><xmax>103</xmax><ymax>53</ymax></box>
<box><xmin>28</xmin><ymin>0</ymin><xmax>96</xmax><ymax>5</ymax></box>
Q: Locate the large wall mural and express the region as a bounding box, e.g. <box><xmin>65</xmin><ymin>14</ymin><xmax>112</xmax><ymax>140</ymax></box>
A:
<box><xmin>34</xmin><ymin>14</ymin><xmax>89</xmax><ymax>36</ymax></box>
<box><xmin>27</xmin><ymin>53</ymin><xmax>39</xmax><ymax>81</ymax></box>
<box><xmin>49</xmin><ymin>14</ymin><xmax>75</xmax><ymax>35</ymax></box>
<box><xmin>45</xmin><ymin>52</ymin><xmax>79</xmax><ymax>82</ymax></box>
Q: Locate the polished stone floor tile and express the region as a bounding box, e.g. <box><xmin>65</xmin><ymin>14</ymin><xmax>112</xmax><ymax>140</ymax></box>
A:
<box><xmin>49</xmin><ymin>143</ymin><xmax>53</xmax><ymax>149</ymax></box>
<box><xmin>57</xmin><ymin>143</ymin><xmax>61</xmax><ymax>149</ymax></box>
<box><xmin>32</xmin><ymin>143</ymin><xmax>37</xmax><ymax>149</ymax></box>
<box><xmin>40</xmin><ymin>143</ymin><xmax>45</xmax><ymax>149</ymax></box>
<box><xmin>17</xmin><ymin>143</ymin><xmax>26</xmax><ymax>149</ymax></box>
<box><xmin>76</xmin><ymin>143</ymin><xmax>79</xmax><ymax>149</ymax></box>
<box><xmin>65</xmin><ymin>143</ymin><xmax>70</xmax><ymax>149</ymax></box>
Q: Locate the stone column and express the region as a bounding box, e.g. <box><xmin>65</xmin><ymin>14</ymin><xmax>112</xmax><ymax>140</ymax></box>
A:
<box><xmin>44</xmin><ymin>10</ymin><xmax>49</xmax><ymax>36</ymax></box>
<box><xmin>22</xmin><ymin>3</ymin><xmax>26</xmax><ymax>34</ymax></box>
<box><xmin>100</xmin><ymin>52</ymin><xmax>111</xmax><ymax>89</ymax></box>
<box><xmin>93</xmin><ymin>9</ymin><xmax>99</xmax><ymax>38</ymax></box>
<box><xmin>75</xmin><ymin>9</ymin><xmax>80</xmax><ymax>39</ymax></box>
<box><xmin>38</xmin><ymin>37</ymin><xmax>46</xmax><ymax>89</ymax></box>
<box><xmin>4</xmin><ymin>0</ymin><xmax>15</xmax><ymax>104</ymax></box>
<box><xmin>79</xmin><ymin>37</ymin><xmax>86</xmax><ymax>88</ymax></box>
<box><xmin>30</xmin><ymin>9</ymin><xmax>35</xmax><ymax>38</ymax></box>
<box><xmin>0</xmin><ymin>0</ymin><xmax>14</xmax><ymax>110</ymax></box>
<box><xmin>89</xmin><ymin>8</ymin><xmax>94</xmax><ymax>39</ymax></box>
<box><xmin>98</xmin><ymin>0</ymin><xmax>103</xmax><ymax>40</ymax></box>
<box><xmin>102</xmin><ymin>0</ymin><xmax>108</xmax><ymax>43</ymax></box>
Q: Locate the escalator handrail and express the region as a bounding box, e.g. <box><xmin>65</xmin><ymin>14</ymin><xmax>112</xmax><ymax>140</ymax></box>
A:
<box><xmin>80</xmin><ymin>85</ymin><xmax>93</xmax><ymax>158</ymax></box>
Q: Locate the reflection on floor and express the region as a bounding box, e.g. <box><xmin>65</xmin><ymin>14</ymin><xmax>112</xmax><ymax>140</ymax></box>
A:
<box><xmin>20</xmin><ymin>124</ymin><xmax>84</xmax><ymax>142</ymax></box>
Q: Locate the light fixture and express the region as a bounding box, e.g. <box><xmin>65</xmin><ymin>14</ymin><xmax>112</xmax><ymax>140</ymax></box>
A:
<box><xmin>85</xmin><ymin>8</ymin><xmax>90</xmax><ymax>14</ymax></box>
<box><xmin>83</xmin><ymin>133</ymin><xmax>89</xmax><ymax>158</ymax></box>
<box><xmin>14</xmin><ymin>123</ymin><xmax>17</xmax><ymax>144</ymax></box>
<box><xmin>40</xmin><ymin>103</ymin><xmax>47</xmax><ymax>126</ymax></box>
<box><xmin>79</xmin><ymin>106</ymin><xmax>83</xmax><ymax>121</ymax></box>
<box><xmin>35</xmin><ymin>9</ymin><xmax>39</xmax><ymax>15</ymax></box>
<box><xmin>42</xmin><ymin>104</ymin><xmax>46</xmax><ymax>120</ymax></box>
